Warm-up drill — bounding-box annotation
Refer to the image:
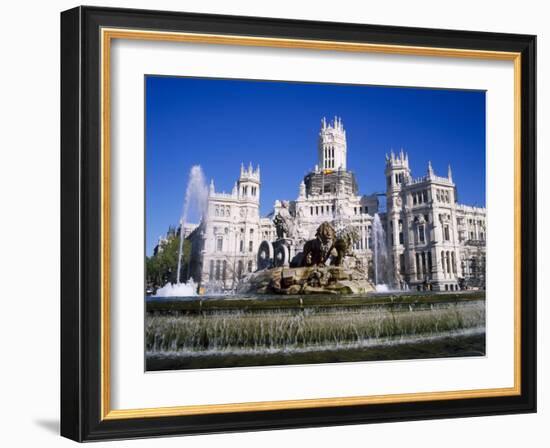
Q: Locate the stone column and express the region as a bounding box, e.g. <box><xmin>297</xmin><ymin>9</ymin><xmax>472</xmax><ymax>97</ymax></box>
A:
<box><xmin>403</xmin><ymin>211</ymin><xmax>415</xmax><ymax>283</ymax></box>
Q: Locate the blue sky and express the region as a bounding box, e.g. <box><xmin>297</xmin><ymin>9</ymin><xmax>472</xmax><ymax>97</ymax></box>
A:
<box><xmin>146</xmin><ymin>76</ymin><xmax>486</xmax><ymax>255</ymax></box>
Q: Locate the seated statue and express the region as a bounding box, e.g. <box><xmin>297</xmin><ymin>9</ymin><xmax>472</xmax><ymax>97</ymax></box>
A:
<box><xmin>273</xmin><ymin>200</ymin><xmax>294</xmax><ymax>239</ymax></box>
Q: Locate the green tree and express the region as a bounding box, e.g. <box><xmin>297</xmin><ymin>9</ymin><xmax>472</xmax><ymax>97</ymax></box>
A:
<box><xmin>146</xmin><ymin>229</ymin><xmax>198</xmax><ymax>292</ymax></box>
<box><xmin>146</xmin><ymin>233</ymin><xmax>180</xmax><ymax>289</ymax></box>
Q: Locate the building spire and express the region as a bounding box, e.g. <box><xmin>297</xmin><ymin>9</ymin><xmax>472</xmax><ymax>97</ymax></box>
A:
<box><xmin>448</xmin><ymin>164</ymin><xmax>453</xmax><ymax>182</ymax></box>
<box><xmin>209</xmin><ymin>179</ymin><xmax>215</xmax><ymax>195</ymax></box>
<box><xmin>318</xmin><ymin>115</ymin><xmax>347</xmax><ymax>171</ymax></box>
<box><xmin>427</xmin><ymin>160</ymin><xmax>434</xmax><ymax>177</ymax></box>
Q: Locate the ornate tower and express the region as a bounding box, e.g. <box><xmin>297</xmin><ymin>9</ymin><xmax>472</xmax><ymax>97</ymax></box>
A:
<box><xmin>385</xmin><ymin>149</ymin><xmax>410</xmax><ymax>198</ymax></box>
<box><xmin>318</xmin><ymin>116</ymin><xmax>347</xmax><ymax>171</ymax></box>
<box><xmin>385</xmin><ymin>149</ymin><xmax>411</xmax><ymax>285</ymax></box>
<box><xmin>238</xmin><ymin>162</ymin><xmax>261</xmax><ymax>203</ymax></box>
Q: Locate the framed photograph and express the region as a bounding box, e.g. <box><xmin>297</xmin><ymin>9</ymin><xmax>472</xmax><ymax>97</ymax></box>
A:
<box><xmin>61</xmin><ymin>6</ymin><xmax>536</xmax><ymax>441</ymax></box>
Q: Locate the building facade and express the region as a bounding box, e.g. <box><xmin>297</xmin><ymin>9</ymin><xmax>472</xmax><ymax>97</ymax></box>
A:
<box><xmin>187</xmin><ymin>117</ymin><xmax>486</xmax><ymax>292</ymax></box>
<box><xmin>194</xmin><ymin>163</ymin><xmax>275</xmax><ymax>289</ymax></box>
<box><xmin>384</xmin><ymin>151</ymin><xmax>486</xmax><ymax>291</ymax></box>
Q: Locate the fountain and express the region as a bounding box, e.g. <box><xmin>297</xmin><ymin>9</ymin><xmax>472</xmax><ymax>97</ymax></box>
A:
<box><xmin>372</xmin><ymin>213</ymin><xmax>394</xmax><ymax>291</ymax></box>
<box><xmin>146</xmin><ymin>293</ymin><xmax>486</xmax><ymax>370</ymax></box>
<box><xmin>154</xmin><ymin>279</ymin><xmax>198</xmax><ymax>297</ymax></box>
<box><xmin>243</xmin><ymin>221</ymin><xmax>374</xmax><ymax>295</ymax></box>
<box><xmin>146</xmin><ymin>197</ymin><xmax>486</xmax><ymax>371</ymax></box>
<box><xmin>155</xmin><ymin>165</ymin><xmax>208</xmax><ymax>297</ymax></box>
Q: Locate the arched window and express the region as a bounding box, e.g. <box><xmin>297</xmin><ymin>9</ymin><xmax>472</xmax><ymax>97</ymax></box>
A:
<box><xmin>444</xmin><ymin>225</ymin><xmax>450</xmax><ymax>241</ymax></box>
<box><xmin>237</xmin><ymin>260</ymin><xmax>243</xmax><ymax>279</ymax></box>
<box><xmin>418</xmin><ymin>224</ymin><xmax>425</xmax><ymax>243</ymax></box>
<box><xmin>248</xmin><ymin>260</ymin><xmax>253</xmax><ymax>273</ymax></box>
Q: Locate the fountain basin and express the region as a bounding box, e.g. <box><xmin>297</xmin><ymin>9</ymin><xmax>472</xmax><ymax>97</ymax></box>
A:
<box><xmin>146</xmin><ymin>290</ymin><xmax>485</xmax><ymax>312</ymax></box>
<box><xmin>145</xmin><ymin>291</ymin><xmax>486</xmax><ymax>370</ymax></box>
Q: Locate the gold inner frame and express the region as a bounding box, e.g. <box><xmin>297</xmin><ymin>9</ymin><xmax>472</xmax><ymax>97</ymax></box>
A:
<box><xmin>100</xmin><ymin>27</ymin><xmax>522</xmax><ymax>421</ymax></box>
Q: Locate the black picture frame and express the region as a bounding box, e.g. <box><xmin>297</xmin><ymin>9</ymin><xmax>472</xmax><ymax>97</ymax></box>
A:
<box><xmin>61</xmin><ymin>5</ymin><xmax>536</xmax><ymax>442</ymax></box>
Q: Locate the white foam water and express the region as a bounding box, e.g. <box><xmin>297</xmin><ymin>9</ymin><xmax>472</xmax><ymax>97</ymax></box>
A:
<box><xmin>373</xmin><ymin>213</ymin><xmax>393</xmax><ymax>286</ymax></box>
<box><xmin>176</xmin><ymin>165</ymin><xmax>208</xmax><ymax>284</ymax></box>
<box><xmin>154</xmin><ymin>279</ymin><xmax>198</xmax><ymax>297</ymax></box>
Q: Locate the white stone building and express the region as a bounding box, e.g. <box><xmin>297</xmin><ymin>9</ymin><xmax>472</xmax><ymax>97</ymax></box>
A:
<box><xmin>194</xmin><ymin>163</ymin><xmax>275</xmax><ymax>289</ymax></box>
<box><xmin>384</xmin><ymin>151</ymin><xmax>486</xmax><ymax>291</ymax></box>
<box><xmin>188</xmin><ymin>117</ymin><xmax>486</xmax><ymax>292</ymax></box>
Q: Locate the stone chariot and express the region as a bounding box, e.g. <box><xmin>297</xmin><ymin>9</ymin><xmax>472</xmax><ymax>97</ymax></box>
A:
<box><xmin>257</xmin><ymin>238</ymin><xmax>296</xmax><ymax>270</ymax></box>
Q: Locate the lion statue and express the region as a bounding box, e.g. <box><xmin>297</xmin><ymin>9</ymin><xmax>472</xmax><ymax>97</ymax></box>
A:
<box><xmin>301</xmin><ymin>222</ymin><xmax>337</xmax><ymax>267</ymax></box>
<box><xmin>300</xmin><ymin>222</ymin><xmax>359</xmax><ymax>267</ymax></box>
<box><xmin>333</xmin><ymin>225</ymin><xmax>360</xmax><ymax>266</ymax></box>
